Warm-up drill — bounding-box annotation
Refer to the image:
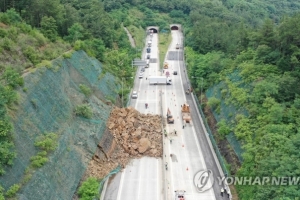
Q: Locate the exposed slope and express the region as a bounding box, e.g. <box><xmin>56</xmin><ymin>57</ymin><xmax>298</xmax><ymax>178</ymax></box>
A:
<box><xmin>0</xmin><ymin>50</ymin><xmax>119</xmax><ymax>199</ymax></box>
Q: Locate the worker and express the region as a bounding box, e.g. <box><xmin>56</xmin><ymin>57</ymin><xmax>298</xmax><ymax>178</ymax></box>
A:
<box><xmin>170</xmin><ymin>139</ymin><xmax>172</xmax><ymax>144</ymax></box>
<box><xmin>145</xmin><ymin>103</ymin><xmax>148</xmax><ymax>109</ymax></box>
<box><xmin>174</xmin><ymin>129</ymin><xmax>177</xmax><ymax>135</ymax></box>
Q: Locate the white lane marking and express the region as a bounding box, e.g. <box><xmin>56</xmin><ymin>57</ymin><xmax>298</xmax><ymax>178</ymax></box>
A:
<box><xmin>156</xmin><ymin>158</ymin><xmax>159</xmax><ymax>200</ymax></box>
<box><xmin>137</xmin><ymin>159</ymin><xmax>143</xmax><ymax>199</ymax></box>
<box><xmin>116</xmin><ymin>168</ymin><xmax>126</xmax><ymax>200</ymax></box>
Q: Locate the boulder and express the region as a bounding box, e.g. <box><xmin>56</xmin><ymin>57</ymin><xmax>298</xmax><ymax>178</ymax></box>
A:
<box><xmin>138</xmin><ymin>138</ymin><xmax>151</xmax><ymax>153</ymax></box>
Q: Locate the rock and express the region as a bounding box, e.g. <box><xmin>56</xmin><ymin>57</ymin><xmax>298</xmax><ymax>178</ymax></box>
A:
<box><xmin>138</xmin><ymin>138</ymin><xmax>151</xmax><ymax>153</ymax></box>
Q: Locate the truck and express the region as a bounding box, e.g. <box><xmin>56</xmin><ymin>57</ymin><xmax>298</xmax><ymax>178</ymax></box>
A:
<box><xmin>167</xmin><ymin>108</ymin><xmax>174</xmax><ymax>124</ymax></box>
<box><xmin>181</xmin><ymin>103</ymin><xmax>191</xmax><ymax>124</ymax></box>
<box><xmin>175</xmin><ymin>190</ymin><xmax>186</xmax><ymax>200</ymax></box>
<box><xmin>148</xmin><ymin>76</ymin><xmax>172</xmax><ymax>85</ymax></box>
<box><xmin>163</xmin><ymin>62</ymin><xmax>168</xmax><ymax>69</ymax></box>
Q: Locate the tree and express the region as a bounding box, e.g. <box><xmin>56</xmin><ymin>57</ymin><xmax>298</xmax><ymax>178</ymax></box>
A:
<box><xmin>40</xmin><ymin>16</ymin><xmax>58</xmax><ymax>42</ymax></box>
<box><xmin>78</xmin><ymin>177</ymin><xmax>99</xmax><ymax>200</ymax></box>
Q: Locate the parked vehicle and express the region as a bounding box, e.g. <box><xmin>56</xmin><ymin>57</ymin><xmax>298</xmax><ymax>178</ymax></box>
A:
<box><xmin>173</xmin><ymin>71</ymin><xmax>177</xmax><ymax>75</ymax></box>
<box><xmin>146</xmin><ymin>60</ymin><xmax>150</xmax><ymax>68</ymax></box>
<box><xmin>147</xmin><ymin>54</ymin><xmax>150</xmax><ymax>59</ymax></box>
<box><xmin>167</xmin><ymin>108</ymin><xmax>174</xmax><ymax>124</ymax></box>
<box><xmin>181</xmin><ymin>103</ymin><xmax>191</xmax><ymax>123</ymax></box>
<box><xmin>148</xmin><ymin>76</ymin><xmax>172</xmax><ymax>85</ymax></box>
<box><xmin>132</xmin><ymin>91</ymin><xmax>138</xmax><ymax>99</ymax></box>
<box><xmin>139</xmin><ymin>72</ymin><xmax>144</xmax><ymax>78</ymax></box>
<box><xmin>147</xmin><ymin>48</ymin><xmax>151</xmax><ymax>53</ymax></box>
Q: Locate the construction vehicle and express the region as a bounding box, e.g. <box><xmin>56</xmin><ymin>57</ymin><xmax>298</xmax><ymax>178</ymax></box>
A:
<box><xmin>175</xmin><ymin>190</ymin><xmax>186</xmax><ymax>200</ymax></box>
<box><xmin>181</xmin><ymin>103</ymin><xmax>191</xmax><ymax>123</ymax></box>
<box><xmin>167</xmin><ymin>108</ymin><xmax>174</xmax><ymax>124</ymax></box>
<box><xmin>164</xmin><ymin>62</ymin><xmax>168</xmax><ymax>69</ymax></box>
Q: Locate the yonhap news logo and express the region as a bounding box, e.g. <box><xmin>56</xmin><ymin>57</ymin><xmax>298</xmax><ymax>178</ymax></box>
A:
<box><xmin>193</xmin><ymin>169</ymin><xmax>214</xmax><ymax>192</ymax></box>
<box><xmin>193</xmin><ymin>168</ymin><xmax>300</xmax><ymax>192</ymax></box>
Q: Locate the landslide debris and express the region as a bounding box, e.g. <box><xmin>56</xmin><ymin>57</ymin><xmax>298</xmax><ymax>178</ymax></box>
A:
<box><xmin>85</xmin><ymin>106</ymin><xmax>163</xmax><ymax>179</ymax></box>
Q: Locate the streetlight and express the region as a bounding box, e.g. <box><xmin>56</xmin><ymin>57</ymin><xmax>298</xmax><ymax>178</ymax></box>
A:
<box><xmin>191</xmin><ymin>76</ymin><xmax>204</xmax><ymax>105</ymax></box>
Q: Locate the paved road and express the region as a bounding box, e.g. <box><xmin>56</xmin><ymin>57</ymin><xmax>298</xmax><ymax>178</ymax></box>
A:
<box><xmin>104</xmin><ymin>32</ymin><xmax>164</xmax><ymax>200</ymax></box>
<box><xmin>104</xmin><ymin>29</ymin><xmax>229</xmax><ymax>200</ymax></box>
<box><xmin>170</xmin><ymin>31</ymin><xmax>231</xmax><ymax>200</ymax></box>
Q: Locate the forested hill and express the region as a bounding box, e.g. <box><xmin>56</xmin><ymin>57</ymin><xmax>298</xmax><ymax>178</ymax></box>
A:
<box><xmin>0</xmin><ymin>0</ymin><xmax>300</xmax><ymax>199</ymax></box>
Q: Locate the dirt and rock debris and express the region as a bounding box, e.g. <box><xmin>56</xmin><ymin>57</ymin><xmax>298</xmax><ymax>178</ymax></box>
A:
<box><xmin>85</xmin><ymin>106</ymin><xmax>163</xmax><ymax>179</ymax></box>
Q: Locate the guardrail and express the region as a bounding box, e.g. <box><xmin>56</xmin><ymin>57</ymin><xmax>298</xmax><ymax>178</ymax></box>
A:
<box><xmin>192</xmin><ymin>94</ymin><xmax>229</xmax><ymax>176</ymax></box>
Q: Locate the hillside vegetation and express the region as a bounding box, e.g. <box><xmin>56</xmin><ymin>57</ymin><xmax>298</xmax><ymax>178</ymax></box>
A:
<box><xmin>1</xmin><ymin>0</ymin><xmax>300</xmax><ymax>199</ymax></box>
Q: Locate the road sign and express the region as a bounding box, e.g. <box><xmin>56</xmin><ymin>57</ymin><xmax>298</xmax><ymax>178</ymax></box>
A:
<box><xmin>132</xmin><ymin>59</ymin><xmax>146</xmax><ymax>66</ymax></box>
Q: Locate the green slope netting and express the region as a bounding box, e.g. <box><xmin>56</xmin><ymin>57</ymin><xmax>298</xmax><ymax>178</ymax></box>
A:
<box><xmin>206</xmin><ymin>72</ymin><xmax>248</xmax><ymax>162</ymax></box>
<box><xmin>0</xmin><ymin>50</ymin><xmax>120</xmax><ymax>200</ymax></box>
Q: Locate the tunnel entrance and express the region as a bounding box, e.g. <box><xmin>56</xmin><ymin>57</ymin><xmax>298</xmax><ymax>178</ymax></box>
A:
<box><xmin>171</xmin><ymin>26</ymin><xmax>179</xmax><ymax>30</ymax></box>
<box><xmin>149</xmin><ymin>28</ymin><xmax>158</xmax><ymax>33</ymax></box>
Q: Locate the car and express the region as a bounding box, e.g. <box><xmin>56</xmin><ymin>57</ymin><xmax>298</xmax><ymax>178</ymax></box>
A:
<box><xmin>139</xmin><ymin>72</ymin><xmax>144</xmax><ymax>78</ymax></box>
<box><xmin>132</xmin><ymin>91</ymin><xmax>138</xmax><ymax>99</ymax></box>
<box><xmin>147</xmin><ymin>48</ymin><xmax>151</xmax><ymax>53</ymax></box>
<box><xmin>173</xmin><ymin>71</ymin><xmax>178</xmax><ymax>75</ymax></box>
<box><xmin>147</xmin><ymin>54</ymin><xmax>150</xmax><ymax>59</ymax></box>
<box><xmin>141</xmin><ymin>67</ymin><xmax>145</xmax><ymax>72</ymax></box>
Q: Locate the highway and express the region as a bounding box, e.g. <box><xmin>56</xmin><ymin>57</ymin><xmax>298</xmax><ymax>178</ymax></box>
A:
<box><xmin>103</xmin><ymin>32</ymin><xmax>164</xmax><ymax>200</ymax></box>
<box><xmin>104</xmin><ymin>29</ymin><xmax>229</xmax><ymax>200</ymax></box>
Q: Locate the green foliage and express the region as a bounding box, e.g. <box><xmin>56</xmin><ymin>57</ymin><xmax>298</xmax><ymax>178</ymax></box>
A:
<box><xmin>207</xmin><ymin>97</ymin><xmax>221</xmax><ymax>110</ymax></box>
<box><xmin>41</xmin><ymin>16</ymin><xmax>58</xmax><ymax>42</ymax></box>
<box><xmin>34</xmin><ymin>133</ymin><xmax>58</xmax><ymax>152</ymax></box>
<box><xmin>63</xmin><ymin>52</ymin><xmax>73</xmax><ymax>59</ymax></box>
<box><xmin>30</xmin><ymin>155</ymin><xmax>48</xmax><ymax>168</ymax></box>
<box><xmin>23</xmin><ymin>46</ymin><xmax>40</xmax><ymax>65</ymax></box>
<box><xmin>74</xmin><ymin>104</ymin><xmax>93</xmax><ymax>119</ymax></box>
<box><xmin>0</xmin><ymin>185</ymin><xmax>4</xmax><ymax>200</ymax></box>
<box><xmin>217</xmin><ymin>120</ymin><xmax>231</xmax><ymax>137</ymax></box>
<box><xmin>79</xmin><ymin>84</ymin><xmax>92</xmax><ymax>97</ymax></box>
<box><xmin>1</xmin><ymin>67</ymin><xmax>24</xmax><ymax>88</ymax></box>
<box><xmin>78</xmin><ymin>177</ymin><xmax>100</xmax><ymax>200</ymax></box>
<box><xmin>5</xmin><ymin>184</ymin><xmax>20</xmax><ymax>198</ymax></box>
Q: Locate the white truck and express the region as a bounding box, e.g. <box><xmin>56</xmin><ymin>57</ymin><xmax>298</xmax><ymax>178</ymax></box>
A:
<box><xmin>149</xmin><ymin>76</ymin><xmax>172</xmax><ymax>85</ymax></box>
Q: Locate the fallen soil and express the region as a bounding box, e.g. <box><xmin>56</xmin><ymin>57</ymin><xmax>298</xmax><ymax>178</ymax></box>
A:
<box><xmin>85</xmin><ymin>106</ymin><xmax>163</xmax><ymax>179</ymax></box>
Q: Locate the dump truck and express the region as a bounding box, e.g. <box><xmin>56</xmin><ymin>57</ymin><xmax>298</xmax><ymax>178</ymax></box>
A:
<box><xmin>149</xmin><ymin>76</ymin><xmax>172</xmax><ymax>85</ymax></box>
<box><xmin>163</xmin><ymin>62</ymin><xmax>168</xmax><ymax>69</ymax></box>
<box><xmin>181</xmin><ymin>103</ymin><xmax>191</xmax><ymax>123</ymax></box>
<box><xmin>167</xmin><ymin>108</ymin><xmax>174</xmax><ymax>124</ymax></box>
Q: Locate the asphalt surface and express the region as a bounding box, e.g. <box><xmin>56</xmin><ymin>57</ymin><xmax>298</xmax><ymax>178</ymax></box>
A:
<box><xmin>103</xmin><ymin>30</ymin><xmax>230</xmax><ymax>200</ymax></box>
